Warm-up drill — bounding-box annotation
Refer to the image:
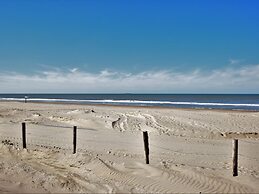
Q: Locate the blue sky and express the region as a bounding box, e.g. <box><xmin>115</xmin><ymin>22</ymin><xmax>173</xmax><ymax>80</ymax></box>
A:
<box><xmin>0</xmin><ymin>0</ymin><xmax>258</xmax><ymax>93</ymax></box>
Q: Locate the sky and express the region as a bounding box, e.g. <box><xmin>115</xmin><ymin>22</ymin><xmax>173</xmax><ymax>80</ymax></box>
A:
<box><xmin>0</xmin><ymin>0</ymin><xmax>258</xmax><ymax>93</ymax></box>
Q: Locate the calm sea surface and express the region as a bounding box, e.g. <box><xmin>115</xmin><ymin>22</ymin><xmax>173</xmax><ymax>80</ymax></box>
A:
<box><xmin>0</xmin><ymin>94</ymin><xmax>259</xmax><ymax>111</ymax></box>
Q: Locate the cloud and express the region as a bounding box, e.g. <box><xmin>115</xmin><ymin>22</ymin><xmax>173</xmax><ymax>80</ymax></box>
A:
<box><xmin>229</xmin><ymin>58</ymin><xmax>241</xmax><ymax>65</ymax></box>
<box><xmin>0</xmin><ymin>65</ymin><xmax>259</xmax><ymax>93</ymax></box>
<box><xmin>70</xmin><ymin>68</ymin><xmax>78</xmax><ymax>73</ymax></box>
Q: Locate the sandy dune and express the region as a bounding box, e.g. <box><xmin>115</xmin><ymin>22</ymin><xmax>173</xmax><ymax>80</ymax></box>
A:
<box><xmin>0</xmin><ymin>101</ymin><xmax>258</xmax><ymax>193</ymax></box>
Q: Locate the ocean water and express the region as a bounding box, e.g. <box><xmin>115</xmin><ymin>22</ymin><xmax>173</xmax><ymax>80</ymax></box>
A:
<box><xmin>0</xmin><ymin>94</ymin><xmax>259</xmax><ymax>111</ymax></box>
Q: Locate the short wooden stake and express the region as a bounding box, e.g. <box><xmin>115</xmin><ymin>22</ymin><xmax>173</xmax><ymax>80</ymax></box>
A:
<box><xmin>143</xmin><ymin>131</ymin><xmax>149</xmax><ymax>164</ymax></box>
<box><xmin>232</xmin><ymin>139</ymin><xmax>238</xmax><ymax>176</ymax></box>
<box><xmin>73</xmin><ymin>126</ymin><xmax>77</xmax><ymax>154</ymax></box>
<box><xmin>22</xmin><ymin>122</ymin><xmax>26</xmax><ymax>149</ymax></box>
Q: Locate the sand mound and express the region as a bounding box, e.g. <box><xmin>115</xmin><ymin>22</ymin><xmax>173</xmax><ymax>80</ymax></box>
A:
<box><xmin>0</xmin><ymin>143</ymin><xmax>255</xmax><ymax>193</ymax></box>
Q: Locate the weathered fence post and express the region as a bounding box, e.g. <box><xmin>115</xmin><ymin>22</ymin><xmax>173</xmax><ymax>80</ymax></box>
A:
<box><xmin>143</xmin><ymin>131</ymin><xmax>149</xmax><ymax>164</ymax></box>
<box><xmin>73</xmin><ymin>126</ymin><xmax>77</xmax><ymax>154</ymax></box>
<box><xmin>22</xmin><ymin>122</ymin><xmax>26</xmax><ymax>149</ymax></box>
<box><xmin>233</xmin><ymin>139</ymin><xmax>238</xmax><ymax>176</ymax></box>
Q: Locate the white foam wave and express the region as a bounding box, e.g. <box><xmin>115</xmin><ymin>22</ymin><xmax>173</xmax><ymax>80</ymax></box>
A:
<box><xmin>1</xmin><ymin>97</ymin><xmax>259</xmax><ymax>107</ymax></box>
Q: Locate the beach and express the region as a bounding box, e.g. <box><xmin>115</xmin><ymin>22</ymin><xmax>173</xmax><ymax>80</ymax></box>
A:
<box><xmin>0</xmin><ymin>101</ymin><xmax>258</xmax><ymax>193</ymax></box>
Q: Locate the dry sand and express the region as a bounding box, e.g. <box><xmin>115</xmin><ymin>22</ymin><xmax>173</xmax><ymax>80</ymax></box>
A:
<box><xmin>0</xmin><ymin>101</ymin><xmax>258</xmax><ymax>193</ymax></box>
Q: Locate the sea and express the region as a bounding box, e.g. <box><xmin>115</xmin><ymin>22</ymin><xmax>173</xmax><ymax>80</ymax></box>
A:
<box><xmin>0</xmin><ymin>94</ymin><xmax>259</xmax><ymax>111</ymax></box>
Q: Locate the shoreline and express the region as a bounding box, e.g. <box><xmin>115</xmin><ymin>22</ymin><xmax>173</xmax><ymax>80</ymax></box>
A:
<box><xmin>1</xmin><ymin>100</ymin><xmax>259</xmax><ymax>113</ymax></box>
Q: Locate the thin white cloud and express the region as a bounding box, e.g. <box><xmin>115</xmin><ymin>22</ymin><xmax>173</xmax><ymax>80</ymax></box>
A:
<box><xmin>229</xmin><ymin>58</ymin><xmax>241</xmax><ymax>65</ymax></box>
<box><xmin>0</xmin><ymin>65</ymin><xmax>259</xmax><ymax>93</ymax></box>
<box><xmin>70</xmin><ymin>68</ymin><xmax>78</xmax><ymax>73</ymax></box>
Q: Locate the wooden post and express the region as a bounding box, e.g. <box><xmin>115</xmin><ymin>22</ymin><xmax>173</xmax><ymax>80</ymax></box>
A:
<box><xmin>22</xmin><ymin>122</ymin><xmax>26</xmax><ymax>149</ymax></box>
<box><xmin>143</xmin><ymin>131</ymin><xmax>149</xmax><ymax>164</ymax></box>
<box><xmin>73</xmin><ymin>126</ymin><xmax>77</xmax><ymax>154</ymax></box>
<box><xmin>233</xmin><ymin>139</ymin><xmax>238</xmax><ymax>176</ymax></box>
